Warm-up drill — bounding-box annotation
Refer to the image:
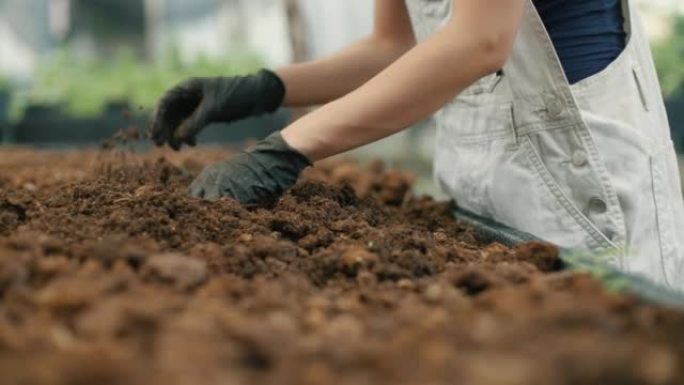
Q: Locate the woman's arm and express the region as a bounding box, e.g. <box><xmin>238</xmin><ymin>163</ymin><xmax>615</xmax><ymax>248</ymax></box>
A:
<box><xmin>187</xmin><ymin>0</ymin><xmax>526</xmax><ymax>204</ymax></box>
<box><xmin>150</xmin><ymin>1</ymin><xmax>415</xmax><ymax>149</ymax></box>
<box><xmin>282</xmin><ymin>0</ymin><xmax>525</xmax><ymax>161</ymax></box>
<box><xmin>275</xmin><ymin>0</ymin><xmax>416</xmax><ymax>107</ymax></box>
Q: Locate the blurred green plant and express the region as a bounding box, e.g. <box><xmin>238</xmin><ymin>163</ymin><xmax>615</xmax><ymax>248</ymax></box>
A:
<box><xmin>653</xmin><ymin>15</ymin><xmax>684</xmax><ymax>98</ymax></box>
<box><xmin>0</xmin><ymin>75</ymin><xmax>10</xmax><ymax>92</ymax></box>
<box><xmin>13</xmin><ymin>46</ymin><xmax>263</xmax><ymax>119</ymax></box>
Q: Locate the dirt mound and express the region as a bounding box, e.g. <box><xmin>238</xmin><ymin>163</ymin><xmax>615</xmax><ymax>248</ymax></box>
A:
<box><xmin>0</xmin><ymin>147</ymin><xmax>683</xmax><ymax>385</ymax></box>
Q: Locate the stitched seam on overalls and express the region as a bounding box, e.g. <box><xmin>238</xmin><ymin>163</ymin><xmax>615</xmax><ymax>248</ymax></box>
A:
<box><xmin>510</xmin><ymin>89</ymin><xmax>578</xmax><ymax>133</ymax></box>
<box><xmin>513</xmin><ymin>119</ymin><xmax>576</xmax><ymax>137</ymax></box>
<box><xmin>651</xmin><ymin>155</ymin><xmax>672</xmax><ymax>287</ymax></box>
<box><xmin>451</xmin><ymin>133</ymin><xmax>511</xmax><ymax>144</ymax></box>
<box><xmin>441</xmin><ymin>124</ymin><xmax>511</xmax><ymax>143</ymax></box>
<box><xmin>573</xmin><ymin>122</ymin><xmax>628</xmax><ymax>253</ymax></box>
<box><xmin>450</xmin><ymin>114</ymin><xmax>577</xmax><ymax>143</ymax></box>
<box><xmin>523</xmin><ymin>137</ymin><xmax>616</xmax><ymax>250</ymax></box>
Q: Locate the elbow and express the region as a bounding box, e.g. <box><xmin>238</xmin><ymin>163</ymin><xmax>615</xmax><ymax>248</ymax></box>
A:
<box><xmin>444</xmin><ymin>0</ymin><xmax>525</xmax><ymax>76</ymax></box>
<box><xmin>474</xmin><ymin>31</ymin><xmax>516</xmax><ymax>75</ymax></box>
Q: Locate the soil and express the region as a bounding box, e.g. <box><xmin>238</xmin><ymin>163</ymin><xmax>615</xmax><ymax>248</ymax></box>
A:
<box><xmin>1</xmin><ymin>145</ymin><xmax>684</xmax><ymax>385</ymax></box>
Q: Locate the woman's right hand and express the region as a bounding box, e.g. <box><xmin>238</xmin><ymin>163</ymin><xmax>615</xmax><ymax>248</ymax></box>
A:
<box><xmin>150</xmin><ymin>69</ymin><xmax>286</xmax><ymax>150</ymax></box>
<box><xmin>187</xmin><ymin>131</ymin><xmax>311</xmax><ymax>204</ymax></box>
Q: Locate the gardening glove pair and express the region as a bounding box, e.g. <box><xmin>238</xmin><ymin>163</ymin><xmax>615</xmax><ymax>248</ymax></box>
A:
<box><xmin>188</xmin><ymin>131</ymin><xmax>312</xmax><ymax>205</ymax></box>
<box><xmin>150</xmin><ymin>69</ymin><xmax>286</xmax><ymax>150</ymax></box>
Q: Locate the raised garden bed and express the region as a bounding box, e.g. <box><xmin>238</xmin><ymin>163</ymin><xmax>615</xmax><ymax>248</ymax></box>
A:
<box><xmin>1</xmin><ymin>145</ymin><xmax>684</xmax><ymax>385</ymax></box>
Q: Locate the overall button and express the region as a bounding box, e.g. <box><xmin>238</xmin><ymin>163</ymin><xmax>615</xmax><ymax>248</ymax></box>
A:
<box><xmin>571</xmin><ymin>150</ymin><xmax>588</xmax><ymax>167</ymax></box>
<box><xmin>544</xmin><ymin>94</ymin><xmax>564</xmax><ymax>117</ymax></box>
<box><xmin>588</xmin><ymin>197</ymin><xmax>608</xmax><ymax>214</ymax></box>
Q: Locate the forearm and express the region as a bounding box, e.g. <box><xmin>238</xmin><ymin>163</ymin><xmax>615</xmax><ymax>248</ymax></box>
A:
<box><xmin>275</xmin><ymin>36</ymin><xmax>414</xmax><ymax>107</ymax></box>
<box><xmin>282</xmin><ymin>0</ymin><xmax>524</xmax><ymax>161</ymax></box>
<box><xmin>282</xmin><ymin>28</ymin><xmax>505</xmax><ymax>160</ymax></box>
<box><xmin>184</xmin><ymin>0</ymin><xmax>525</xmax><ymax>205</ymax></box>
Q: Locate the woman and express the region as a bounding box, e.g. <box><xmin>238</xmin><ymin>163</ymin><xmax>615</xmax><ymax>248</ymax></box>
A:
<box><xmin>150</xmin><ymin>0</ymin><xmax>684</xmax><ymax>289</ymax></box>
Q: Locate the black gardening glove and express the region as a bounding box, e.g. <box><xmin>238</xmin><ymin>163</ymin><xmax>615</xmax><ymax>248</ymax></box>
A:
<box><xmin>188</xmin><ymin>132</ymin><xmax>312</xmax><ymax>205</ymax></box>
<box><xmin>150</xmin><ymin>69</ymin><xmax>286</xmax><ymax>150</ymax></box>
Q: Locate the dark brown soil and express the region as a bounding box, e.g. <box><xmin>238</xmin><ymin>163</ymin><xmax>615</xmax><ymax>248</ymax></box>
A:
<box><xmin>0</xmin><ymin>146</ymin><xmax>683</xmax><ymax>385</ymax></box>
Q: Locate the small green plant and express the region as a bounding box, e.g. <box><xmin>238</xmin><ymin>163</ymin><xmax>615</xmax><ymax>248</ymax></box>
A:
<box><xmin>560</xmin><ymin>248</ymin><xmax>630</xmax><ymax>293</ymax></box>
<box><xmin>19</xmin><ymin>46</ymin><xmax>263</xmax><ymax>119</ymax></box>
<box><xmin>653</xmin><ymin>16</ymin><xmax>684</xmax><ymax>98</ymax></box>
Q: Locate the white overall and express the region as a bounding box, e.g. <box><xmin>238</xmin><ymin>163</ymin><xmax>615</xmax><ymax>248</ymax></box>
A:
<box><xmin>405</xmin><ymin>0</ymin><xmax>684</xmax><ymax>290</ymax></box>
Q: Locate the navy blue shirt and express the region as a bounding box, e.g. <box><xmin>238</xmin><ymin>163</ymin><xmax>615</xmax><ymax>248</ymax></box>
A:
<box><xmin>534</xmin><ymin>0</ymin><xmax>627</xmax><ymax>84</ymax></box>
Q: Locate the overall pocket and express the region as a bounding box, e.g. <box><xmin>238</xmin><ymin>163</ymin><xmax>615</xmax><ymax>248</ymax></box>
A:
<box><xmin>461</xmin><ymin>71</ymin><xmax>505</xmax><ymax>96</ymax></box>
<box><xmin>434</xmin><ymin>102</ymin><xmax>515</xmax><ymax>216</ymax></box>
<box><xmin>522</xmin><ymin>130</ymin><xmax>625</xmax><ymax>256</ymax></box>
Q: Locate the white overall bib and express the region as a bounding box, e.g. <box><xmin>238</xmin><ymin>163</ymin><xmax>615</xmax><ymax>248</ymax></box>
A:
<box><xmin>405</xmin><ymin>0</ymin><xmax>684</xmax><ymax>289</ymax></box>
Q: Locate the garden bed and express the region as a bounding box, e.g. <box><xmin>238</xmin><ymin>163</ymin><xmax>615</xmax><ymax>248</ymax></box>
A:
<box><xmin>1</xmin><ymin>145</ymin><xmax>684</xmax><ymax>385</ymax></box>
